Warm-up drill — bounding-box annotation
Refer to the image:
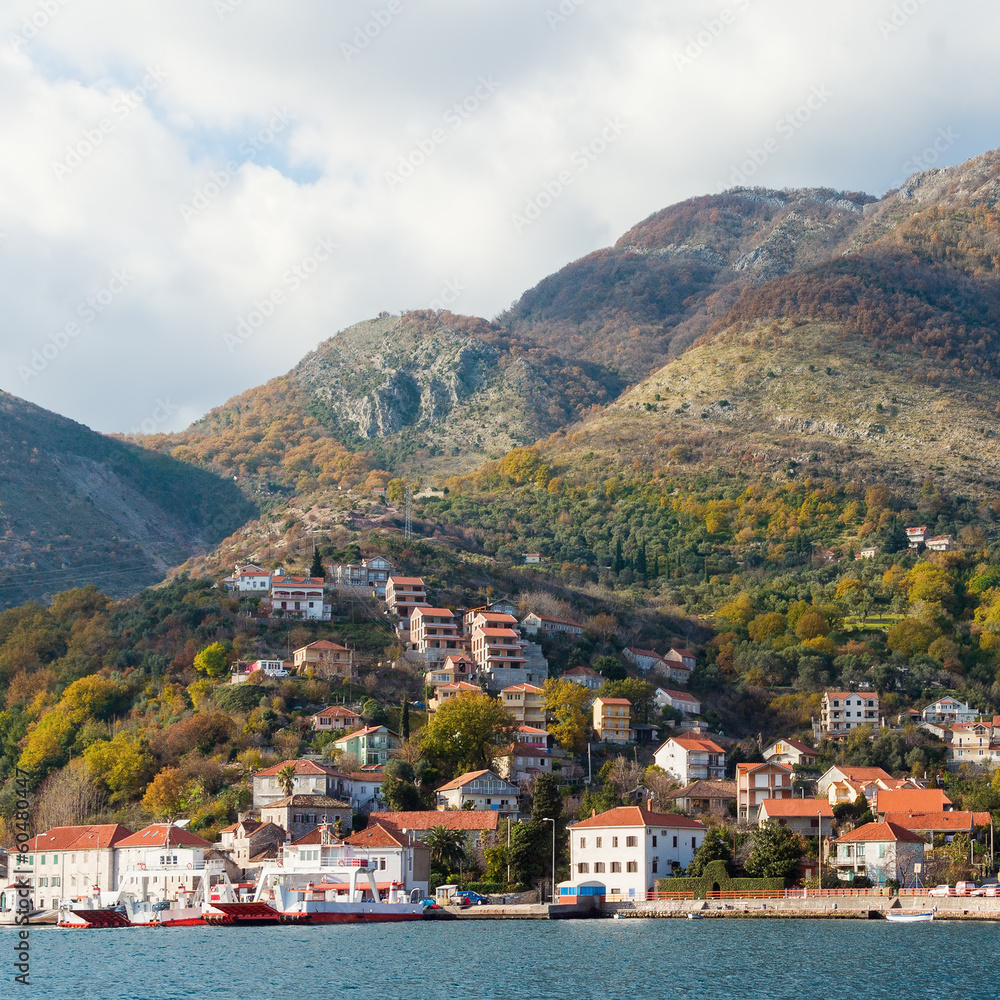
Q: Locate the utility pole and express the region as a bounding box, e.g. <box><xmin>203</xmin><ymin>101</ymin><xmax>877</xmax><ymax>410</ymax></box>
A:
<box><xmin>544</xmin><ymin>817</ymin><xmax>556</xmax><ymax>904</ymax></box>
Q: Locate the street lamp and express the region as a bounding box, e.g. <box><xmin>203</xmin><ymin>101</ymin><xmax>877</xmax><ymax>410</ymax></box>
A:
<box><xmin>543</xmin><ymin>817</ymin><xmax>556</xmax><ymax>903</ymax></box>
<box><xmin>817</xmin><ymin>810</ymin><xmax>823</xmax><ymax>888</ymax></box>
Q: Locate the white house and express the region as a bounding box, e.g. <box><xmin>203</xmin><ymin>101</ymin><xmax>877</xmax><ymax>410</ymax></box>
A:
<box><xmin>568</xmin><ymin>805</ymin><xmax>707</xmax><ymax>898</ymax></box>
<box><xmin>229</xmin><ymin>563</ymin><xmax>274</xmax><ymax>593</ymax></box>
<box><xmin>654</xmin><ymin>688</ymin><xmax>701</xmax><ymax>716</ymax></box>
<box><xmin>434</xmin><ymin>769</ymin><xmax>520</xmax><ymax>818</ymax></box>
<box><xmin>905</xmin><ymin>526</ymin><xmax>928</xmax><ymax>547</ymax></box>
<box><xmin>757</xmin><ymin>799</ymin><xmax>834</xmax><ymax>839</ymax></box>
<box><xmin>624</xmin><ymin>647</ymin><xmax>665</xmax><ymax>673</ymax></box>
<box><xmin>115</xmin><ymin>824</ymin><xmax>214</xmax><ymax>901</ymax></box>
<box><xmin>270</xmin><ymin>575</ymin><xmax>327</xmax><ymax>621</ymax></box>
<box><xmin>12</xmin><ymin>824</ymin><xmax>133</xmax><ymax>912</ymax></box>
<box><xmin>763</xmin><ymin>738</ymin><xmax>817</xmax><ymax>768</ymax></box>
<box><xmin>830</xmin><ymin>821</ymin><xmax>925</xmax><ymax>886</ymax></box>
<box><xmin>925</xmin><ymin>535</ymin><xmax>954</xmax><ymax>552</ymax></box>
<box><xmin>520</xmin><ymin>613</ymin><xmax>585</xmax><ymax>637</ymax></box>
<box><xmin>922</xmin><ymin>698</ymin><xmax>977</xmax><ymax>725</ymax></box>
<box><xmin>653</xmin><ymin>736</ymin><xmax>726</xmax><ymax>784</ymax></box>
<box><xmin>950</xmin><ymin>720</ymin><xmax>1000</xmax><ymax>767</ymax></box>
<box><xmin>818</xmin><ymin>691</ymin><xmax>880</xmax><ymax>735</ymax></box>
<box><xmin>252</xmin><ymin>759</ymin><xmax>345</xmax><ymax>808</ymax></box>
<box><xmin>562</xmin><ymin>665</ymin><xmax>603</xmax><ymax>691</ymax></box>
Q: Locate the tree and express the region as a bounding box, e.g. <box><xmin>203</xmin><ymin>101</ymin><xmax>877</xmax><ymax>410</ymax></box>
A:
<box><xmin>401</xmin><ymin>698</ymin><xmax>410</xmax><ymax>740</ymax></box>
<box><xmin>600</xmin><ymin>756</ymin><xmax>646</xmax><ymax>802</ymax></box>
<box><xmin>593</xmin><ymin>655</ymin><xmax>626</xmax><ymax>681</ymax></box>
<box><xmin>276</xmin><ymin>764</ymin><xmax>297</xmax><ymax>797</ymax></box>
<box><xmin>383</xmin><ymin>758</ymin><xmax>422</xmax><ymax>811</ymax></box>
<box><xmin>83</xmin><ymin>730</ymin><xmax>156</xmax><ymax>804</ymax></box>
<box><xmin>310</xmin><ymin>546</ymin><xmax>325</xmax><ymax>579</ymax></box>
<box><xmin>542</xmin><ymin>678</ymin><xmax>591</xmax><ymax>753</ymax></box>
<box><xmin>743</xmin><ymin>822</ymin><xmax>803</xmax><ymax>881</ymax></box>
<box><xmin>419</xmin><ymin>692</ymin><xmax>518</xmax><ymax>773</ymax></box>
<box><xmin>141</xmin><ymin>767</ymin><xmax>189</xmax><ymax>818</ymax></box>
<box><xmin>687</xmin><ymin>826</ymin><xmax>733</xmax><ymax>877</ymax></box>
<box><xmin>587</xmin><ymin>614</ymin><xmax>619</xmax><ymax>642</ymax></box>
<box><xmin>425</xmin><ymin>826</ymin><xmax>467</xmax><ymax>870</ymax></box>
<box><xmin>530</xmin><ymin>773</ymin><xmax>562</xmax><ymax>822</ymax></box>
<box><xmin>193</xmin><ymin>641</ymin><xmax>231</xmax><ymax>679</ymax></box>
<box><xmin>599</xmin><ymin>678</ymin><xmax>655</xmax><ymax>723</ymax></box>
<box><xmin>612</xmin><ymin>537</ymin><xmax>624</xmax><ymax>574</ymax></box>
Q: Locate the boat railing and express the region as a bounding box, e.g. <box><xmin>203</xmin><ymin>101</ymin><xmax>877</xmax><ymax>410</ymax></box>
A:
<box><xmin>639</xmin><ymin>887</ymin><xmax>940</xmax><ymax>902</ymax></box>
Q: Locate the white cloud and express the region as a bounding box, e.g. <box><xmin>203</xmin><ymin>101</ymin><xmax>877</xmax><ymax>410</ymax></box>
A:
<box><xmin>0</xmin><ymin>0</ymin><xmax>997</xmax><ymax>432</ymax></box>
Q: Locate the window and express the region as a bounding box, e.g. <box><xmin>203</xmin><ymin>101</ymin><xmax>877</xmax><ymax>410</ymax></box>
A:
<box><xmin>53</xmin><ymin>877</ymin><xmax>60</xmax><ymax>887</ymax></box>
<box><xmin>610</xmin><ymin>862</ymin><xmax>621</xmax><ymax>873</ymax></box>
<box><xmin>878</xmin><ymin>844</ymin><xmax>886</xmax><ymax>859</ymax></box>
<box><xmin>651</xmin><ymin>858</ymin><xmax>658</xmax><ymax>873</ymax></box>
<box><xmin>595</xmin><ymin>837</ymin><xmax>602</xmax><ymax>848</ymax></box>
<box><xmin>612</xmin><ymin>837</ymin><xmax>619</xmax><ymax>848</ymax></box>
<box><xmin>626</xmin><ymin>862</ymin><xmax>638</xmax><ymax>873</ymax></box>
<box><xmin>594</xmin><ymin>862</ymin><xmax>605</xmax><ymax>873</ymax></box>
<box><xmin>672</xmin><ymin>836</ymin><xmax>678</xmax><ymax>848</ymax></box>
<box><xmin>692</xmin><ymin>838</ymin><xmax>696</xmax><ymax>849</ymax></box>
<box><xmin>652</xmin><ymin>836</ymin><xmax>657</xmax><ymax>847</ymax></box>
<box><xmin>625</xmin><ymin>836</ymin><xmax>637</xmax><ymax>848</ymax></box>
<box><xmin>577</xmin><ymin>863</ymin><xmax>589</xmax><ymax>874</ymax></box>
<box><xmin>579</xmin><ymin>837</ymin><xmax>586</xmax><ymax>849</ymax></box>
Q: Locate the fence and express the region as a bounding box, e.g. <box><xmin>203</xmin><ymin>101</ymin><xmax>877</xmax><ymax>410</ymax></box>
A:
<box><xmin>631</xmin><ymin>887</ymin><xmax>943</xmax><ymax>902</ymax></box>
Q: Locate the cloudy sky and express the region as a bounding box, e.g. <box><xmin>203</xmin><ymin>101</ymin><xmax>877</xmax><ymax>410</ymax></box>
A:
<box><xmin>0</xmin><ymin>0</ymin><xmax>996</xmax><ymax>434</ymax></box>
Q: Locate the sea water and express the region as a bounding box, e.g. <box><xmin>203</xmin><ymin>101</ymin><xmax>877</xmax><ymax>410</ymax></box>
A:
<box><xmin>2</xmin><ymin>919</ymin><xmax>990</xmax><ymax>999</ymax></box>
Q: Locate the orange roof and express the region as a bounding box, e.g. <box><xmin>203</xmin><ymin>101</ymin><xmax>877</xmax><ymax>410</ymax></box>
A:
<box><xmin>412</xmin><ymin>607</ymin><xmax>455</xmax><ymax>617</ymax></box>
<box><xmin>770</xmin><ymin>738</ymin><xmax>815</xmax><ymax>755</ymax></box>
<box><xmin>24</xmin><ymin>824</ymin><xmax>133</xmax><ymax>852</ymax></box>
<box><xmin>596</xmin><ymin>697</ymin><xmax>631</xmax><ymax>706</ymax></box>
<box><xmin>337</xmin><ymin>726</ymin><xmax>400</xmax><ymax>742</ymax></box>
<box><xmin>437</xmin><ymin>681</ymin><xmax>480</xmax><ymax>693</ymax></box>
<box><xmin>116</xmin><ymin>824</ymin><xmax>213</xmax><ymax>849</ymax></box>
<box><xmin>658</xmin><ymin>688</ymin><xmax>700</xmax><ymax>703</ymax></box>
<box><xmin>571</xmin><ymin>806</ymin><xmax>706</xmax><ymax>830</ymax></box>
<box><xmin>503</xmin><ymin>683</ymin><xmax>542</xmax><ymax>693</ymax></box>
<box><xmin>313</xmin><ymin>705</ymin><xmax>361</xmax><ymax>719</ymax></box>
<box><xmin>667</xmin><ymin>737</ymin><xmax>725</xmax><ymax>754</ymax></box>
<box><xmin>435</xmin><ymin>769</ymin><xmax>510</xmax><ymax>792</ymax></box>
<box><xmin>883</xmin><ymin>811</ymin><xmax>984</xmax><ymax>832</ymax></box>
<box><xmin>388</xmin><ymin>576</ymin><xmax>425</xmax><ymax>585</ymax></box>
<box><xmin>301</xmin><ymin>640</ymin><xmax>350</xmax><ymax>651</ymax></box>
<box><xmin>758</xmin><ymin>799</ymin><xmax>834</xmax><ymax>818</ymax></box>
<box><xmin>477</xmin><ymin>628</ymin><xmax>521</xmax><ymax>638</ymax></box>
<box><xmin>827</xmin><ymin>766</ymin><xmax>893</xmax><ymax>782</ymax></box>
<box><xmin>255</xmin><ymin>758</ymin><xmax>337</xmax><ymax>778</ymax></box>
<box><xmin>370</xmin><ymin>811</ymin><xmax>500</xmax><ymax>832</ymax></box>
<box><xmin>876</xmin><ymin>789</ymin><xmax>952</xmax><ymax>813</ymax></box>
<box><xmin>833</xmin><ymin>821</ymin><xmax>925</xmax><ymax>844</ymax></box>
<box><xmin>736</xmin><ymin>761</ymin><xmax>794</xmax><ymax>775</ymax></box>
<box><xmin>344</xmin><ymin>824</ymin><xmax>415</xmax><ymax>849</ymax></box>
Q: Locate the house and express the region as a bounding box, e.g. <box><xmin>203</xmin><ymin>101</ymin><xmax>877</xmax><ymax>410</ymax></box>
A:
<box><xmin>818</xmin><ymin>691</ymin><xmax>880</xmax><ymax>735</ymax></box>
<box><xmin>905</xmin><ymin>526</ymin><xmax>928</xmax><ymax>547</ymax></box>
<box><xmin>334</xmin><ymin>725</ymin><xmax>402</xmax><ymax>767</ymax></box>
<box><xmin>311</xmin><ymin>705</ymin><xmax>363</xmax><ymax>731</ymax></box>
<box><xmin>269</xmin><ymin>574</ymin><xmax>327</xmax><ymax>620</ymax></box>
<box><xmin>425</xmin><ymin>654</ymin><xmax>477</xmax><ymax>692</ymax></box>
<box><xmin>115</xmin><ymin>824</ymin><xmax>215</xmax><ymax>900</ymax></box>
<box><xmin>520</xmin><ymin>613</ymin><xmax>585</xmax><ymax>637</ymax></box>
<box><xmin>855</xmin><ymin>546</ymin><xmax>879</xmax><ymax>560</ymax></box>
<box><xmin>623</xmin><ymin>647</ymin><xmax>665</xmax><ymax>673</ymax></box>
<box><xmin>463</xmin><ymin>601</ymin><xmax>518</xmax><ymax>630</ymax></box>
<box><xmin>11</xmin><ymin>824</ymin><xmax>133</xmax><ymax>912</ymax></box>
<box><xmin>925</xmin><ymin>534</ymin><xmax>954</xmax><ymax>552</ymax></box>
<box><xmin>763</xmin><ymin>738</ymin><xmax>817</xmax><ymax>768</ymax></box>
<box><xmin>241</xmin><ymin>658</ymin><xmax>291</xmax><ymax>679</ymax></box>
<box><xmin>259</xmin><ymin>795</ymin><xmax>352</xmax><ymax>842</ymax></box>
<box><xmin>567</xmin><ymin>806</ymin><xmax>707</xmax><ymax>898</ymax></box>
<box><xmin>410</xmin><ymin>606</ymin><xmax>461</xmax><ymax>662</ymax></box>
<box><xmin>653</xmin><ymin>736</ymin><xmax>726</xmax><ymax>784</ymax></box>
<box><xmin>472</xmin><ymin>626</ymin><xmax>538</xmax><ymax>692</ymax></box>
<box><xmin>662</xmin><ymin>779</ymin><xmax>736</xmax><ymax>817</ymax></box>
<box><xmin>279</xmin><ymin>823</ymin><xmax>430</xmax><ymax>897</ymax></box>
<box><xmin>502</xmin><ymin>683</ymin><xmax>547</xmax><ymax>727</ymax></box>
<box><xmin>369</xmin><ymin>810</ymin><xmax>499</xmax><ymax>849</ymax></box>
<box><xmin>563</xmin><ymin>665</ymin><xmax>603</xmax><ymax>692</ymax></box>
<box><xmin>921</xmin><ymin>698</ymin><xmax>977</xmax><ymax>725</ymax></box>
<box><xmin>882</xmin><ymin>811</ymin><xmax>991</xmax><ymax>843</ymax></box>
<box><xmin>218</xmin><ymin>819</ymin><xmax>286</xmax><ymax>868</ymax></box>
<box><xmin>757</xmin><ymin>798</ymin><xmax>834</xmax><ymax>838</ymax></box>
<box><xmin>228</xmin><ymin>563</ymin><xmax>274</xmax><ymax>593</ymax></box>
<box><xmin>293</xmin><ymin>640</ymin><xmax>353</xmax><ymax>679</ymax></box>
<box><xmin>949</xmin><ymin>719</ymin><xmax>1000</xmax><ymax>767</ymax></box>
<box><xmin>593</xmin><ymin>697</ymin><xmax>631</xmax><ymax>743</ymax></box>
<box><xmin>496</xmin><ymin>726</ymin><xmax>556</xmax><ymax>782</ymax></box>
<box><xmin>465</xmin><ymin>611</ymin><xmax>519</xmax><ymax>634</ymax></box>
<box><xmin>659</xmin><ymin>649</ymin><xmax>696</xmax><ymax>685</ymax></box>
<box><xmin>735</xmin><ymin>761</ymin><xmax>795</xmax><ymax>821</ymax></box>
<box><xmin>427</xmin><ymin>681</ymin><xmax>480</xmax><ymax>713</ymax></box>
<box><xmin>654</xmin><ymin>688</ymin><xmax>701</xmax><ymax>716</ymax></box>
<box><xmin>252</xmin><ymin>759</ymin><xmax>346</xmax><ymax>808</ymax></box>
<box><xmin>434</xmin><ymin>769</ymin><xmax>520</xmax><ymax>817</ymax></box>
<box><xmin>816</xmin><ymin>765</ymin><xmax>895</xmax><ymax>797</ymax></box>
<box><xmin>524</xmin><ymin>552</ymin><xmax>541</xmax><ymax>564</ymax></box>
<box><xmin>874</xmin><ymin>788</ymin><xmax>952</xmax><ymax>817</ymax></box>
<box><xmin>830</xmin><ymin>821</ymin><xmax>925</xmax><ymax>886</ymax></box>
<box><xmin>664</xmin><ymin>647</ymin><xmax>696</xmax><ymax>671</ymax></box>
<box><xmin>385</xmin><ymin>577</ymin><xmax>428</xmax><ymax>618</ymax></box>
<box><xmin>340</xmin><ymin>771</ymin><xmax>386</xmax><ymax>814</ymax></box>
<box><xmin>329</xmin><ymin>555</ymin><xmax>394</xmax><ymax>597</ymax></box>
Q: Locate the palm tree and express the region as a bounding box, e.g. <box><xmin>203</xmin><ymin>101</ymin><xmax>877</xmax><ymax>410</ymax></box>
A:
<box><xmin>424</xmin><ymin>826</ymin><xmax>467</xmax><ymax>870</ymax></box>
<box><xmin>276</xmin><ymin>764</ymin><xmax>297</xmax><ymax>798</ymax></box>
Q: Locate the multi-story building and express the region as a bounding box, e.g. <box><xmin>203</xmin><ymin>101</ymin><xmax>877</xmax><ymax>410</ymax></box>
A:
<box><xmin>334</xmin><ymin>725</ymin><xmax>402</xmax><ymax>767</ymax></box>
<box><xmin>259</xmin><ymin>795</ymin><xmax>353</xmax><ymax>842</ymax></box>
<box><xmin>252</xmin><ymin>759</ymin><xmax>346</xmax><ymax>809</ymax></box>
<box><xmin>735</xmin><ymin>761</ymin><xmax>795</xmax><ymax>821</ymax></box>
<box><xmin>385</xmin><ymin>577</ymin><xmax>428</xmax><ymax>619</ymax></box>
<box><xmin>218</xmin><ymin>818</ymin><xmax>287</xmax><ymax>867</ymax></box>
<box><xmin>427</xmin><ymin>680</ymin><xmax>480</xmax><ymax>713</ymax></box>
<box><xmin>502</xmin><ymin>683</ymin><xmax>547</xmax><ymax>727</ymax></box>
<box><xmin>293</xmin><ymin>640</ymin><xmax>354</xmax><ymax>679</ymax></box>
<box><xmin>409</xmin><ymin>606</ymin><xmax>461</xmax><ymax>662</ymax></box>
<box><xmin>270</xmin><ymin>575</ymin><xmax>327</xmax><ymax>621</ymax></box>
<box><xmin>329</xmin><ymin>555</ymin><xmax>394</xmax><ymax>597</ymax></box>
<box><xmin>495</xmin><ymin>726</ymin><xmax>556</xmax><ymax>782</ymax></box>
<box><xmin>566</xmin><ymin>806</ymin><xmax>707</xmax><ymax>899</ymax></box>
<box><xmin>228</xmin><ymin>563</ymin><xmax>275</xmax><ymax>593</ymax></box>
<box><xmin>818</xmin><ymin>691</ymin><xmax>880</xmax><ymax>736</ymax></box>
<box><xmin>653</xmin><ymin>736</ymin><xmax>726</xmax><ymax>783</ymax></box>
<box><xmin>662</xmin><ymin>648</ymin><xmax>696</xmax><ymax>685</ymax></box>
<box><xmin>12</xmin><ymin>824</ymin><xmax>133</xmax><ymax>911</ymax></box>
<box><xmin>115</xmin><ymin>824</ymin><xmax>215</xmax><ymax>901</ymax></box>
<box><xmin>905</xmin><ymin>526</ymin><xmax>928</xmax><ymax>547</ymax></box>
<box><xmin>757</xmin><ymin>799</ymin><xmax>834</xmax><ymax>839</ymax></box>
<box><xmin>654</xmin><ymin>688</ymin><xmax>701</xmax><ymax>716</ymax></box>
<box><xmin>311</xmin><ymin>705</ymin><xmax>362</xmax><ymax>731</ymax></box>
<box><xmin>465</xmin><ymin>611</ymin><xmax>519</xmax><ymax>634</ymax></box>
<box><xmin>472</xmin><ymin>626</ymin><xmax>542</xmax><ymax>692</ymax></box>
<box><xmin>623</xmin><ymin>647</ymin><xmax>665</xmax><ymax>673</ymax></box>
<box><xmin>830</xmin><ymin>821</ymin><xmax>925</xmax><ymax>885</ymax></box>
<box><xmin>425</xmin><ymin>654</ymin><xmax>477</xmax><ymax>693</ymax></box>
<box><xmin>592</xmin><ymin>697</ymin><xmax>631</xmax><ymax>742</ymax></box>
<box><xmin>950</xmin><ymin>719</ymin><xmax>1000</xmax><ymax>767</ymax></box>
<box><xmin>922</xmin><ymin>698</ymin><xmax>977</xmax><ymax>725</ymax></box>
<box><xmin>434</xmin><ymin>769</ymin><xmax>520</xmax><ymax>817</ymax></box>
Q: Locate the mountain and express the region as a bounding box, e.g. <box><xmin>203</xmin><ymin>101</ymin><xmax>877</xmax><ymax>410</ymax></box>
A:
<box><xmin>0</xmin><ymin>392</ymin><xmax>254</xmax><ymax>608</ymax></box>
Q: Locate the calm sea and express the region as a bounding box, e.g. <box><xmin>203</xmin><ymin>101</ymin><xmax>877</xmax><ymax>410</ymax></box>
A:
<box><xmin>3</xmin><ymin>919</ymin><xmax>992</xmax><ymax>999</ymax></box>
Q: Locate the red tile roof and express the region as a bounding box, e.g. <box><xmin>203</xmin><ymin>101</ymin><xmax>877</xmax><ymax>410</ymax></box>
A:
<box><xmin>571</xmin><ymin>806</ymin><xmax>707</xmax><ymax>830</ymax></box>
<box><xmin>833</xmin><ymin>821</ymin><xmax>925</xmax><ymax>844</ymax></box>
<box><xmin>412</xmin><ymin>607</ymin><xmax>455</xmax><ymax>617</ymax></box>
<box><xmin>658</xmin><ymin>688</ymin><xmax>700</xmax><ymax>703</ymax></box>
<box><xmin>388</xmin><ymin>576</ymin><xmax>425</xmax><ymax>585</ymax></box>
<box><xmin>827</xmin><ymin>766</ymin><xmax>893</xmax><ymax>782</ymax></box>
<box><xmin>736</xmin><ymin>761</ymin><xmax>794</xmax><ymax>775</ymax></box>
<box><xmin>24</xmin><ymin>824</ymin><xmax>133</xmax><ymax>852</ymax></box>
<box><xmin>596</xmin><ymin>697</ymin><xmax>631</xmax><ymax>706</ymax></box>
<box><xmin>301</xmin><ymin>640</ymin><xmax>350</xmax><ymax>651</ymax></box>
<box><xmin>116</xmin><ymin>824</ymin><xmax>213</xmax><ymax>849</ymax></box>
<box><xmin>564</xmin><ymin>666</ymin><xmax>601</xmax><ymax>677</ymax></box>
<box><xmin>668</xmin><ymin>647</ymin><xmax>697</xmax><ymax>659</ymax></box>
<box><xmin>758</xmin><ymin>798</ymin><xmax>834</xmax><ymax>818</ymax></box>
<box><xmin>769</xmin><ymin>738</ymin><xmax>815</xmax><ymax>755</ymax></box>
<box><xmin>665</xmin><ymin>737</ymin><xmax>725</xmax><ymax>754</ymax></box>
<box><xmin>370</xmin><ymin>811</ymin><xmax>499</xmax><ymax>833</ymax></box>
<box><xmin>344</xmin><ymin>824</ymin><xmax>413</xmax><ymax>849</ymax></box>
<box><xmin>336</xmin><ymin>726</ymin><xmax>400</xmax><ymax>742</ymax></box>
<box><xmin>435</xmin><ymin>769</ymin><xmax>509</xmax><ymax>792</ymax></box>
<box><xmin>883</xmin><ymin>811</ymin><xmax>986</xmax><ymax>832</ymax></box>
<box><xmin>503</xmin><ymin>683</ymin><xmax>542</xmax><ymax>693</ymax></box>
<box><xmin>254</xmin><ymin>758</ymin><xmax>338</xmax><ymax>778</ymax></box>
<box><xmin>875</xmin><ymin>789</ymin><xmax>952</xmax><ymax>813</ymax></box>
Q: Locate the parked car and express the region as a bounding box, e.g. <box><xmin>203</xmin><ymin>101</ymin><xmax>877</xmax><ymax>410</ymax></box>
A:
<box><xmin>454</xmin><ymin>891</ymin><xmax>490</xmax><ymax>906</ymax></box>
<box><xmin>418</xmin><ymin>898</ymin><xmax>440</xmax><ymax>909</ymax></box>
<box><xmin>928</xmin><ymin>885</ymin><xmax>955</xmax><ymax>897</ymax></box>
<box><xmin>955</xmin><ymin>881</ymin><xmax>978</xmax><ymax>896</ymax></box>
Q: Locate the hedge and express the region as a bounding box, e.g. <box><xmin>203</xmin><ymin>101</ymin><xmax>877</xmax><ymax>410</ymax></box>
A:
<box><xmin>655</xmin><ymin>860</ymin><xmax>785</xmax><ymax>898</ymax></box>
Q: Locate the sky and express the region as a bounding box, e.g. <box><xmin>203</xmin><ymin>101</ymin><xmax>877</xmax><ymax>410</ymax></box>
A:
<box><xmin>0</xmin><ymin>0</ymin><xmax>997</xmax><ymax>435</ymax></box>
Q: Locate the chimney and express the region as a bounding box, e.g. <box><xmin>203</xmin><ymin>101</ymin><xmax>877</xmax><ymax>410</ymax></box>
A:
<box><xmin>646</xmin><ymin>796</ymin><xmax>654</xmax><ymax>811</ymax></box>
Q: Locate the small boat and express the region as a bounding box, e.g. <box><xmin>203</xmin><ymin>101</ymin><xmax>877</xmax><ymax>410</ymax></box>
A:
<box><xmin>885</xmin><ymin>910</ymin><xmax>934</xmax><ymax>923</ymax></box>
<box><xmin>686</xmin><ymin>912</ymin><xmax>703</xmax><ymax>920</ymax></box>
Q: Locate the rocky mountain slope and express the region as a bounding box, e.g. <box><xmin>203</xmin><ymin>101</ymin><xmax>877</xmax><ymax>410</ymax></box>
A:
<box><xmin>0</xmin><ymin>393</ymin><xmax>253</xmax><ymax>608</ymax></box>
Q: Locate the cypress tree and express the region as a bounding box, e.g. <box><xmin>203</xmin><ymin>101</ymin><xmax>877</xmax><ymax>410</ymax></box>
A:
<box><xmin>401</xmin><ymin>698</ymin><xmax>410</xmax><ymax>740</ymax></box>
<box><xmin>612</xmin><ymin>537</ymin><xmax>624</xmax><ymax>574</ymax></box>
<box><xmin>310</xmin><ymin>546</ymin><xmax>325</xmax><ymax>579</ymax></box>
